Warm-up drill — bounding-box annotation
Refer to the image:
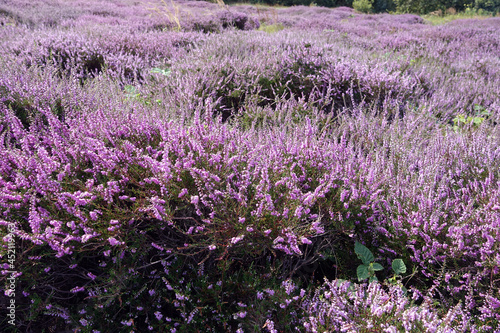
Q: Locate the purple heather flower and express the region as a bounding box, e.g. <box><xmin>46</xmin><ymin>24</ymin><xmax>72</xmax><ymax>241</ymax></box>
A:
<box><xmin>89</xmin><ymin>211</ymin><xmax>98</xmax><ymax>221</ymax></box>
<box><xmin>230</xmin><ymin>235</ymin><xmax>244</xmax><ymax>245</ymax></box>
<box><xmin>300</xmin><ymin>237</ymin><xmax>312</xmax><ymax>244</ymax></box>
<box><xmin>121</xmin><ymin>319</ymin><xmax>133</xmax><ymax>326</ymax></box>
<box><xmin>71</xmin><ymin>286</ymin><xmax>85</xmax><ymax>293</ymax></box>
<box><xmin>178</xmin><ymin>188</ymin><xmax>188</xmax><ymax>198</ymax></box>
<box><xmin>108</xmin><ymin>237</ymin><xmax>123</xmax><ymax>246</ymax></box>
<box><xmin>235</xmin><ymin>311</ymin><xmax>247</xmax><ymax>318</ymax></box>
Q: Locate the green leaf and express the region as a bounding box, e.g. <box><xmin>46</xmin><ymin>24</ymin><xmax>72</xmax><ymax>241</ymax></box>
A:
<box><xmin>473</xmin><ymin>117</ymin><xmax>484</xmax><ymax>125</ymax></box>
<box><xmin>371</xmin><ymin>262</ymin><xmax>384</xmax><ymax>271</ymax></box>
<box><xmin>369</xmin><ymin>276</ymin><xmax>378</xmax><ymax>283</ymax></box>
<box><xmin>150</xmin><ymin>67</ymin><xmax>171</xmax><ymax>76</ymax></box>
<box><xmin>355</xmin><ymin>241</ymin><xmax>374</xmax><ymax>265</ymax></box>
<box><xmin>357</xmin><ymin>264</ymin><xmax>370</xmax><ymax>281</ymax></box>
<box><xmin>392</xmin><ymin>259</ymin><xmax>406</xmax><ymax>275</ymax></box>
<box><xmin>480</xmin><ymin>110</ymin><xmax>491</xmax><ymax>117</ymax></box>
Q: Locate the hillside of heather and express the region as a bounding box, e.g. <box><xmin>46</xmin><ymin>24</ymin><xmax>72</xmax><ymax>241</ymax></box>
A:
<box><xmin>0</xmin><ymin>0</ymin><xmax>499</xmax><ymax>332</ymax></box>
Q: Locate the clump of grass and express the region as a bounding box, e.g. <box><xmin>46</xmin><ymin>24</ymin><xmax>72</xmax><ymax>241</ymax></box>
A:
<box><xmin>146</xmin><ymin>0</ymin><xmax>182</xmax><ymax>31</ymax></box>
<box><xmin>258</xmin><ymin>22</ymin><xmax>284</xmax><ymax>33</ymax></box>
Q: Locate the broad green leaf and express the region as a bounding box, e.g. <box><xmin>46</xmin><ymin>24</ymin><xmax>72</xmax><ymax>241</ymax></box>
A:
<box><xmin>357</xmin><ymin>264</ymin><xmax>370</xmax><ymax>281</ymax></box>
<box><xmin>354</xmin><ymin>241</ymin><xmax>374</xmax><ymax>265</ymax></box>
<box><xmin>392</xmin><ymin>259</ymin><xmax>406</xmax><ymax>275</ymax></box>
<box><xmin>369</xmin><ymin>276</ymin><xmax>378</xmax><ymax>283</ymax></box>
<box><xmin>371</xmin><ymin>262</ymin><xmax>384</xmax><ymax>271</ymax></box>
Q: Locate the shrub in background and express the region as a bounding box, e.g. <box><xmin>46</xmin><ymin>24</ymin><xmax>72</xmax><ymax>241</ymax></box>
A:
<box><xmin>475</xmin><ymin>0</ymin><xmax>500</xmax><ymax>13</ymax></box>
<box><xmin>353</xmin><ymin>0</ymin><xmax>374</xmax><ymax>12</ymax></box>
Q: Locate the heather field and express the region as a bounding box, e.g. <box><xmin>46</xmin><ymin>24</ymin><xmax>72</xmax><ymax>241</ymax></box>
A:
<box><xmin>0</xmin><ymin>0</ymin><xmax>499</xmax><ymax>332</ymax></box>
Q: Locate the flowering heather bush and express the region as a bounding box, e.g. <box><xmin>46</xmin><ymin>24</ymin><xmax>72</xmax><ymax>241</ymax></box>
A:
<box><xmin>302</xmin><ymin>279</ymin><xmax>473</xmax><ymax>332</ymax></box>
<box><xmin>0</xmin><ymin>0</ymin><xmax>500</xmax><ymax>332</ymax></box>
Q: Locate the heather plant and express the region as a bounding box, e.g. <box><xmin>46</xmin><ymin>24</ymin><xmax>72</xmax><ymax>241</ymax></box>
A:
<box><xmin>302</xmin><ymin>279</ymin><xmax>474</xmax><ymax>332</ymax></box>
<box><xmin>147</xmin><ymin>0</ymin><xmax>183</xmax><ymax>31</ymax></box>
<box><xmin>0</xmin><ymin>1</ymin><xmax>500</xmax><ymax>332</ymax></box>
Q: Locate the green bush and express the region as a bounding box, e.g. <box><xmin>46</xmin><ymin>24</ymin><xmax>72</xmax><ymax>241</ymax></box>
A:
<box><xmin>353</xmin><ymin>0</ymin><xmax>374</xmax><ymax>12</ymax></box>
<box><xmin>475</xmin><ymin>0</ymin><xmax>500</xmax><ymax>13</ymax></box>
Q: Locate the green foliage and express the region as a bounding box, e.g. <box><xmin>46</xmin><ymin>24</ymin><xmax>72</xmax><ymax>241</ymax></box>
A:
<box><xmin>150</xmin><ymin>67</ymin><xmax>171</xmax><ymax>76</ymax></box>
<box><xmin>393</xmin><ymin>0</ymin><xmax>435</xmax><ymax>14</ymax></box>
<box><xmin>373</xmin><ymin>0</ymin><xmax>397</xmax><ymax>12</ymax></box>
<box><xmin>124</xmin><ymin>84</ymin><xmax>162</xmax><ymax>106</ymax></box>
<box><xmin>353</xmin><ymin>0</ymin><xmax>374</xmax><ymax>13</ymax></box>
<box><xmin>354</xmin><ymin>241</ymin><xmax>406</xmax><ymax>285</ymax></box>
<box><xmin>475</xmin><ymin>0</ymin><xmax>500</xmax><ymax>13</ymax></box>
<box><xmin>392</xmin><ymin>258</ymin><xmax>406</xmax><ymax>275</ymax></box>
<box><xmin>393</xmin><ymin>0</ymin><xmax>498</xmax><ymax>14</ymax></box>
<box><xmin>354</xmin><ymin>241</ymin><xmax>379</xmax><ymax>282</ymax></box>
<box><xmin>452</xmin><ymin>104</ymin><xmax>491</xmax><ymax>132</ymax></box>
<box><xmin>354</xmin><ymin>241</ymin><xmax>374</xmax><ymax>265</ymax></box>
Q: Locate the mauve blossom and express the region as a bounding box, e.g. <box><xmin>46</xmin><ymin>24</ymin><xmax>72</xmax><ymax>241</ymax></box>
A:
<box><xmin>108</xmin><ymin>237</ymin><xmax>122</xmax><ymax>246</ymax></box>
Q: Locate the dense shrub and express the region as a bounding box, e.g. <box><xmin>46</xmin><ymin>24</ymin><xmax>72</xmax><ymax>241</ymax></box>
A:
<box><xmin>0</xmin><ymin>1</ymin><xmax>500</xmax><ymax>332</ymax></box>
<box><xmin>353</xmin><ymin>0</ymin><xmax>374</xmax><ymax>13</ymax></box>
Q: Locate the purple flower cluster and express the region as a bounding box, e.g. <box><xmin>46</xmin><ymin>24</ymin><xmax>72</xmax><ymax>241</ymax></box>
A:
<box><xmin>302</xmin><ymin>279</ymin><xmax>472</xmax><ymax>332</ymax></box>
<box><xmin>0</xmin><ymin>0</ymin><xmax>499</xmax><ymax>331</ymax></box>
